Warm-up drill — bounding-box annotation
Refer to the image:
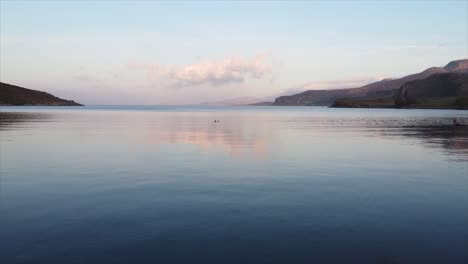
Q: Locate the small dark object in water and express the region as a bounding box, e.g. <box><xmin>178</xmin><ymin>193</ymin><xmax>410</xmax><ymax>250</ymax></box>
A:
<box><xmin>214</xmin><ymin>120</ymin><xmax>220</xmax><ymax>123</ymax></box>
<box><xmin>452</xmin><ymin>118</ymin><xmax>467</xmax><ymax>126</ymax></box>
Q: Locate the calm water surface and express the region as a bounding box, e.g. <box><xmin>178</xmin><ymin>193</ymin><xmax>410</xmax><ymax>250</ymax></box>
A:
<box><xmin>1</xmin><ymin>106</ymin><xmax>467</xmax><ymax>264</ymax></box>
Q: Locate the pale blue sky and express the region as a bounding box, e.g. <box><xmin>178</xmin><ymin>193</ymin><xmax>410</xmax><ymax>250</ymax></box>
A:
<box><xmin>1</xmin><ymin>1</ymin><xmax>467</xmax><ymax>104</ymax></box>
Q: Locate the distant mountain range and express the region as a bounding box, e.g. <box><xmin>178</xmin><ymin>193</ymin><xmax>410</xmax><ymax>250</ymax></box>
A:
<box><xmin>273</xmin><ymin>59</ymin><xmax>468</xmax><ymax>106</ymax></box>
<box><xmin>0</xmin><ymin>82</ymin><xmax>82</xmax><ymax>106</ymax></box>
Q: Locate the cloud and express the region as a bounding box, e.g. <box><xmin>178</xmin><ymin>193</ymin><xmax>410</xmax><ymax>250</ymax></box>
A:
<box><xmin>129</xmin><ymin>54</ymin><xmax>272</xmax><ymax>88</ymax></box>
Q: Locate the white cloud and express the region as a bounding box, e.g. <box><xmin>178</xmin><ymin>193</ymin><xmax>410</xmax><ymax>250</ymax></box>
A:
<box><xmin>129</xmin><ymin>54</ymin><xmax>272</xmax><ymax>88</ymax></box>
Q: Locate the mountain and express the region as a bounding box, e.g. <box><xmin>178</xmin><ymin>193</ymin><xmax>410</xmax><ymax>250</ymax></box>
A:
<box><xmin>273</xmin><ymin>59</ymin><xmax>468</xmax><ymax>106</ymax></box>
<box><xmin>0</xmin><ymin>82</ymin><xmax>82</xmax><ymax>106</ymax></box>
<box><xmin>444</xmin><ymin>59</ymin><xmax>468</xmax><ymax>72</ymax></box>
<box><xmin>332</xmin><ymin>73</ymin><xmax>468</xmax><ymax>109</ymax></box>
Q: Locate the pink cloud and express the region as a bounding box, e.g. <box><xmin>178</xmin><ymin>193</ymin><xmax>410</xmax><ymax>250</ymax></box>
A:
<box><xmin>129</xmin><ymin>55</ymin><xmax>272</xmax><ymax>87</ymax></box>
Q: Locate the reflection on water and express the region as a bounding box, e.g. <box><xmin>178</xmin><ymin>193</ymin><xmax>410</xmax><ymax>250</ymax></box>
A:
<box><xmin>0</xmin><ymin>112</ymin><xmax>52</xmax><ymax>130</ymax></box>
<box><xmin>279</xmin><ymin>116</ymin><xmax>468</xmax><ymax>162</ymax></box>
<box><xmin>1</xmin><ymin>106</ymin><xmax>467</xmax><ymax>264</ymax></box>
<box><xmin>382</xmin><ymin>124</ymin><xmax>468</xmax><ymax>162</ymax></box>
<box><xmin>1</xmin><ymin>109</ymin><xmax>467</xmax><ymax>161</ymax></box>
<box><xmin>138</xmin><ymin>114</ymin><xmax>275</xmax><ymax>158</ymax></box>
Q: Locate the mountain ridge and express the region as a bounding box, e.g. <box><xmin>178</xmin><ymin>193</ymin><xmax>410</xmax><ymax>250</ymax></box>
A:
<box><xmin>273</xmin><ymin>59</ymin><xmax>468</xmax><ymax>106</ymax></box>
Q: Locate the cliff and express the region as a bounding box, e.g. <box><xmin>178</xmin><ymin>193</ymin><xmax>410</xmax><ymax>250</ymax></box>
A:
<box><xmin>332</xmin><ymin>73</ymin><xmax>468</xmax><ymax>109</ymax></box>
<box><xmin>395</xmin><ymin>73</ymin><xmax>468</xmax><ymax>109</ymax></box>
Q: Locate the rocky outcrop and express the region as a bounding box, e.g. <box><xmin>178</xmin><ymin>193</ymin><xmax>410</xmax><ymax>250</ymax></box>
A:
<box><xmin>0</xmin><ymin>82</ymin><xmax>82</xmax><ymax>106</ymax></box>
<box><xmin>332</xmin><ymin>73</ymin><xmax>468</xmax><ymax>109</ymax></box>
<box><xmin>395</xmin><ymin>73</ymin><xmax>468</xmax><ymax>109</ymax></box>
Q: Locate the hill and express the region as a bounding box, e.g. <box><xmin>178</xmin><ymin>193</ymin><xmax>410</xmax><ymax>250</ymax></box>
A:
<box><xmin>274</xmin><ymin>59</ymin><xmax>468</xmax><ymax>106</ymax></box>
<box><xmin>332</xmin><ymin>73</ymin><xmax>468</xmax><ymax>109</ymax></box>
<box><xmin>0</xmin><ymin>82</ymin><xmax>82</xmax><ymax>106</ymax></box>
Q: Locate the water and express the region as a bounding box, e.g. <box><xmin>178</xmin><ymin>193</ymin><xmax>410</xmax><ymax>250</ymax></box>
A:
<box><xmin>1</xmin><ymin>106</ymin><xmax>467</xmax><ymax>264</ymax></box>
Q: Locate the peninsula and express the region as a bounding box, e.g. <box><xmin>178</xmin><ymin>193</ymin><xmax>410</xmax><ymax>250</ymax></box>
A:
<box><xmin>0</xmin><ymin>82</ymin><xmax>82</xmax><ymax>106</ymax></box>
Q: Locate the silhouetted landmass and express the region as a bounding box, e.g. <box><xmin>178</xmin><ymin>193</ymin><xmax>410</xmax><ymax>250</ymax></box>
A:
<box><xmin>396</xmin><ymin>73</ymin><xmax>468</xmax><ymax>109</ymax></box>
<box><xmin>274</xmin><ymin>59</ymin><xmax>468</xmax><ymax>106</ymax></box>
<box><xmin>331</xmin><ymin>96</ymin><xmax>397</xmax><ymax>108</ymax></box>
<box><xmin>0</xmin><ymin>82</ymin><xmax>82</xmax><ymax>106</ymax></box>
<box><xmin>332</xmin><ymin>73</ymin><xmax>468</xmax><ymax>109</ymax></box>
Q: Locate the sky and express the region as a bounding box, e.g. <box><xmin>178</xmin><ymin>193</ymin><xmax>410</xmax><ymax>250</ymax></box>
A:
<box><xmin>1</xmin><ymin>0</ymin><xmax>467</xmax><ymax>105</ymax></box>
